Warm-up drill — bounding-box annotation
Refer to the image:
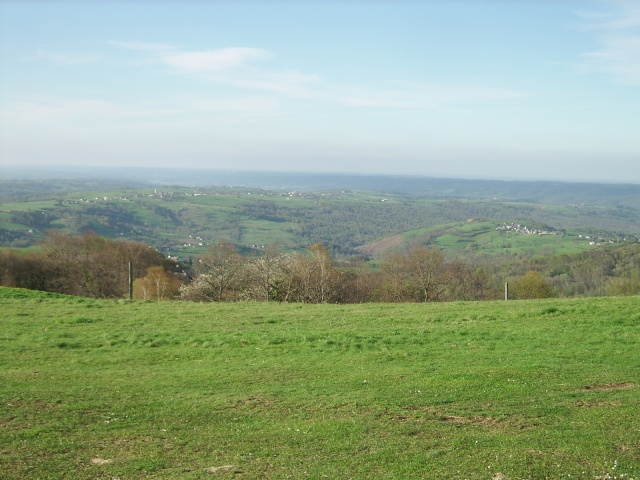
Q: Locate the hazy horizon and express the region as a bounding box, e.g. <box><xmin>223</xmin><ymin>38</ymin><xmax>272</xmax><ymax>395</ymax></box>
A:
<box><xmin>5</xmin><ymin>164</ymin><xmax>640</xmax><ymax>190</ymax></box>
<box><xmin>2</xmin><ymin>1</ymin><xmax>640</xmax><ymax>184</ymax></box>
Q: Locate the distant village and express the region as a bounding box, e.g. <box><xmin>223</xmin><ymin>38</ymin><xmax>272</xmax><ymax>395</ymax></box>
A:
<box><xmin>58</xmin><ymin>188</ymin><xmax>324</xmax><ymax>205</ymax></box>
<box><xmin>497</xmin><ymin>223</ymin><xmax>632</xmax><ymax>246</ymax></box>
<box><xmin>496</xmin><ymin>223</ymin><xmax>560</xmax><ymax>236</ymax></box>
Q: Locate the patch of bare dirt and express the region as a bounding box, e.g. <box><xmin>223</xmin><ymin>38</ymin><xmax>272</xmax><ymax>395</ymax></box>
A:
<box><xmin>440</xmin><ymin>415</ymin><xmax>501</xmax><ymax>426</ymax></box>
<box><xmin>574</xmin><ymin>400</ymin><xmax>622</xmax><ymax>407</ymax></box>
<box><xmin>33</xmin><ymin>400</ymin><xmax>59</xmax><ymax>409</ymax></box>
<box><xmin>91</xmin><ymin>458</ymin><xmax>113</xmax><ymax>465</ymax></box>
<box><xmin>387</xmin><ymin>405</ymin><xmax>505</xmax><ymax>428</ymax></box>
<box><xmin>356</xmin><ymin>234</ymin><xmax>404</xmax><ymax>256</ymax></box>
<box><xmin>205</xmin><ymin>465</ymin><xmax>235</xmax><ymax>474</ymax></box>
<box><xmin>581</xmin><ymin>383</ymin><xmax>635</xmax><ymax>391</ymax></box>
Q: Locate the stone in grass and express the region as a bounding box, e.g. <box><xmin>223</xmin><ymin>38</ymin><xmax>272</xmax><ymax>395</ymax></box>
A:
<box><xmin>91</xmin><ymin>458</ymin><xmax>113</xmax><ymax>465</ymax></box>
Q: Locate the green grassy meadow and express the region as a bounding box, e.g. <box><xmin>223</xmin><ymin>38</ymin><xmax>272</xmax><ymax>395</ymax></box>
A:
<box><xmin>1</xmin><ymin>287</ymin><xmax>639</xmax><ymax>479</ymax></box>
<box><xmin>401</xmin><ymin>221</ymin><xmax>593</xmax><ymax>257</ymax></box>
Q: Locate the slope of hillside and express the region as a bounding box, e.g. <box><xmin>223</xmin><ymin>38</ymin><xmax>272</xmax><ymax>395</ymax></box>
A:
<box><xmin>1</xmin><ymin>286</ymin><xmax>638</xmax><ymax>479</ymax></box>
<box><xmin>359</xmin><ymin>220</ymin><xmax>601</xmax><ymax>257</ymax></box>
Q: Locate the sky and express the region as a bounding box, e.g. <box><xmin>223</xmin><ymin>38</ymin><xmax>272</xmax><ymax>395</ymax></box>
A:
<box><xmin>1</xmin><ymin>0</ymin><xmax>640</xmax><ymax>184</ymax></box>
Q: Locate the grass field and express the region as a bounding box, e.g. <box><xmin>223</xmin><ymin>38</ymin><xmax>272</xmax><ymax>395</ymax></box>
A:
<box><xmin>1</xmin><ymin>287</ymin><xmax>639</xmax><ymax>479</ymax></box>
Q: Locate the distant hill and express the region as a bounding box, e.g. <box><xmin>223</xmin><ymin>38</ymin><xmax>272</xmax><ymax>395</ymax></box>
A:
<box><xmin>3</xmin><ymin>166</ymin><xmax>640</xmax><ymax>206</ymax></box>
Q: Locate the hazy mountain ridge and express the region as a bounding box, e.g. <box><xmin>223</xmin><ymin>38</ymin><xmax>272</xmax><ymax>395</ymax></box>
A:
<box><xmin>3</xmin><ymin>166</ymin><xmax>640</xmax><ymax>207</ymax></box>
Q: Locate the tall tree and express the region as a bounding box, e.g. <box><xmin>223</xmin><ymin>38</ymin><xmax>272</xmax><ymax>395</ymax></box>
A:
<box><xmin>303</xmin><ymin>243</ymin><xmax>341</xmax><ymax>303</ymax></box>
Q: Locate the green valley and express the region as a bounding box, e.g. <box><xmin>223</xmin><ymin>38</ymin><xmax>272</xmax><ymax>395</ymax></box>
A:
<box><xmin>2</xmin><ymin>176</ymin><xmax>638</xmax><ymax>261</ymax></box>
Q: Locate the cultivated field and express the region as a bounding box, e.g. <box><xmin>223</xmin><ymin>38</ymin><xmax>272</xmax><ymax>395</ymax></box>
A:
<box><xmin>1</xmin><ymin>287</ymin><xmax>639</xmax><ymax>479</ymax></box>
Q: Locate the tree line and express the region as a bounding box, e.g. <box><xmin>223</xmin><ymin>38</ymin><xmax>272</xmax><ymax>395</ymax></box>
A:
<box><xmin>0</xmin><ymin>232</ymin><xmax>177</xmax><ymax>299</ymax></box>
<box><xmin>180</xmin><ymin>241</ymin><xmax>560</xmax><ymax>303</ymax></box>
<box><xmin>2</xmin><ymin>231</ymin><xmax>639</xmax><ymax>302</ymax></box>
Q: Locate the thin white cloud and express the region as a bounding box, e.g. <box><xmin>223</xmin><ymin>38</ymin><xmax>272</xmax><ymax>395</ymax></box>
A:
<box><xmin>165</xmin><ymin>48</ymin><xmax>271</xmax><ymax>72</ymax></box>
<box><xmin>163</xmin><ymin>48</ymin><xmax>322</xmax><ymax>100</ymax></box>
<box><xmin>111</xmin><ymin>42</ymin><xmax>272</xmax><ymax>73</ymax></box>
<box><xmin>110</xmin><ymin>41</ymin><xmax>525</xmax><ymax>108</ymax></box>
<box><xmin>111</xmin><ymin>41</ymin><xmax>323</xmax><ymax>98</ymax></box>
<box><xmin>581</xmin><ymin>35</ymin><xmax>640</xmax><ymax>84</ymax></box>
<box><xmin>578</xmin><ymin>2</ymin><xmax>640</xmax><ymax>85</ymax></box>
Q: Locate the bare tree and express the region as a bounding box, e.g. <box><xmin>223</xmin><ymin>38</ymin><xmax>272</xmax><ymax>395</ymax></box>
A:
<box><xmin>444</xmin><ymin>261</ymin><xmax>496</xmax><ymax>301</ymax></box>
<box><xmin>302</xmin><ymin>243</ymin><xmax>341</xmax><ymax>303</ymax></box>
<box><xmin>379</xmin><ymin>246</ymin><xmax>450</xmax><ymax>302</ymax></box>
<box><xmin>190</xmin><ymin>241</ymin><xmax>244</xmax><ymax>301</ymax></box>
<box><xmin>380</xmin><ymin>250</ymin><xmax>412</xmax><ymax>302</ymax></box>
<box><xmin>242</xmin><ymin>245</ymin><xmax>286</xmax><ymax>301</ymax></box>
<box><xmin>406</xmin><ymin>246</ymin><xmax>448</xmax><ymax>302</ymax></box>
<box><xmin>134</xmin><ymin>266</ymin><xmax>180</xmax><ymax>301</ymax></box>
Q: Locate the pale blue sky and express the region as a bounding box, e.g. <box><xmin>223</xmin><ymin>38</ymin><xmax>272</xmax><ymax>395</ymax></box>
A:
<box><xmin>1</xmin><ymin>1</ymin><xmax>640</xmax><ymax>183</ymax></box>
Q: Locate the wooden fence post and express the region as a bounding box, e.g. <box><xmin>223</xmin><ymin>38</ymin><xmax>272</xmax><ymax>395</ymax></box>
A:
<box><xmin>129</xmin><ymin>262</ymin><xmax>134</xmax><ymax>300</ymax></box>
